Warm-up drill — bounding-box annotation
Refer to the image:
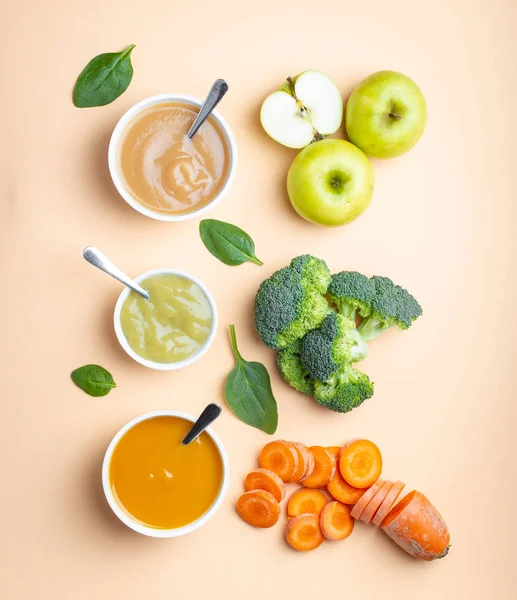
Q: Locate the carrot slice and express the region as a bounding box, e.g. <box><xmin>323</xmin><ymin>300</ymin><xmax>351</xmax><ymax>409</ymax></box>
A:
<box><xmin>289</xmin><ymin>442</ymin><xmax>310</xmax><ymax>482</ymax></box>
<box><xmin>236</xmin><ymin>490</ymin><xmax>280</xmax><ymax>528</ymax></box>
<box><xmin>301</xmin><ymin>446</ymin><xmax>336</xmax><ymax>488</ymax></box>
<box><xmin>350</xmin><ymin>479</ymin><xmax>385</xmax><ymax>520</ymax></box>
<box><xmin>327</xmin><ymin>469</ymin><xmax>366</xmax><ymax>505</ymax></box>
<box><xmin>320</xmin><ymin>501</ymin><xmax>354</xmax><ymax>541</ymax></box>
<box><xmin>326</xmin><ymin>446</ymin><xmax>342</xmax><ymax>459</ymax></box>
<box><xmin>381</xmin><ymin>491</ymin><xmax>450</xmax><ymax>560</ymax></box>
<box><xmin>244</xmin><ymin>469</ymin><xmax>285</xmax><ymax>503</ymax></box>
<box><xmin>286</xmin><ymin>514</ymin><xmax>325</xmax><ymax>551</ymax></box>
<box><xmin>287</xmin><ymin>488</ymin><xmax>328</xmax><ymax>518</ymax></box>
<box><xmin>259</xmin><ymin>441</ymin><xmax>299</xmax><ymax>482</ymax></box>
<box><xmin>360</xmin><ymin>480</ymin><xmax>393</xmax><ymax>524</ymax></box>
<box><xmin>339</xmin><ymin>439</ymin><xmax>382</xmax><ymax>489</ymax></box>
<box><xmin>372</xmin><ymin>481</ymin><xmax>405</xmax><ymax>526</ymax></box>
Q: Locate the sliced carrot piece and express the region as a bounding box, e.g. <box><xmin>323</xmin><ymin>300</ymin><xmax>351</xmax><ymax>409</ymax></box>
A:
<box><xmin>350</xmin><ymin>479</ymin><xmax>385</xmax><ymax>520</ymax></box>
<box><xmin>381</xmin><ymin>491</ymin><xmax>450</xmax><ymax>560</ymax></box>
<box><xmin>289</xmin><ymin>442</ymin><xmax>310</xmax><ymax>482</ymax></box>
<box><xmin>373</xmin><ymin>481</ymin><xmax>405</xmax><ymax>526</ymax></box>
<box><xmin>326</xmin><ymin>446</ymin><xmax>342</xmax><ymax>459</ymax></box>
<box><xmin>339</xmin><ymin>439</ymin><xmax>382</xmax><ymax>489</ymax></box>
<box><xmin>259</xmin><ymin>441</ymin><xmax>298</xmax><ymax>482</ymax></box>
<box><xmin>244</xmin><ymin>469</ymin><xmax>285</xmax><ymax>503</ymax></box>
<box><xmin>236</xmin><ymin>490</ymin><xmax>280</xmax><ymax>528</ymax></box>
<box><xmin>302</xmin><ymin>446</ymin><xmax>315</xmax><ymax>480</ymax></box>
<box><xmin>301</xmin><ymin>446</ymin><xmax>336</xmax><ymax>488</ymax></box>
<box><xmin>320</xmin><ymin>501</ymin><xmax>354</xmax><ymax>541</ymax></box>
<box><xmin>287</xmin><ymin>488</ymin><xmax>328</xmax><ymax>518</ymax></box>
<box><xmin>360</xmin><ymin>480</ymin><xmax>393</xmax><ymax>524</ymax></box>
<box><xmin>286</xmin><ymin>514</ymin><xmax>325</xmax><ymax>551</ymax></box>
<box><xmin>327</xmin><ymin>469</ymin><xmax>366</xmax><ymax>505</ymax></box>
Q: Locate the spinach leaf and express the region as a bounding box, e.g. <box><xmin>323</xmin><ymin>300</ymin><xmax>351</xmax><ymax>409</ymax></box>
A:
<box><xmin>73</xmin><ymin>45</ymin><xmax>136</xmax><ymax>108</ymax></box>
<box><xmin>224</xmin><ymin>325</ymin><xmax>278</xmax><ymax>434</ymax></box>
<box><xmin>199</xmin><ymin>219</ymin><xmax>263</xmax><ymax>266</ymax></box>
<box><xmin>71</xmin><ymin>364</ymin><xmax>116</xmax><ymax>397</ymax></box>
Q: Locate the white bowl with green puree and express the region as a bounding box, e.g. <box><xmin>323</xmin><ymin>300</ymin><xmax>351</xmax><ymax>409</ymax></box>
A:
<box><xmin>114</xmin><ymin>269</ymin><xmax>218</xmax><ymax>370</ymax></box>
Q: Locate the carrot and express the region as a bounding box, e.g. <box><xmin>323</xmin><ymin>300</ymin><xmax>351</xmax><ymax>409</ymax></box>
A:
<box><xmin>287</xmin><ymin>488</ymin><xmax>328</xmax><ymax>518</ymax></box>
<box><xmin>360</xmin><ymin>480</ymin><xmax>393</xmax><ymax>524</ymax></box>
<box><xmin>381</xmin><ymin>491</ymin><xmax>450</xmax><ymax>560</ymax></box>
<box><xmin>301</xmin><ymin>446</ymin><xmax>336</xmax><ymax>488</ymax></box>
<box><xmin>327</xmin><ymin>469</ymin><xmax>366</xmax><ymax>505</ymax></box>
<box><xmin>339</xmin><ymin>439</ymin><xmax>382</xmax><ymax>489</ymax></box>
<box><xmin>286</xmin><ymin>514</ymin><xmax>325</xmax><ymax>551</ymax></box>
<box><xmin>320</xmin><ymin>501</ymin><xmax>355</xmax><ymax>541</ymax></box>
<box><xmin>350</xmin><ymin>479</ymin><xmax>385</xmax><ymax>520</ymax></box>
<box><xmin>244</xmin><ymin>469</ymin><xmax>285</xmax><ymax>503</ymax></box>
<box><xmin>259</xmin><ymin>441</ymin><xmax>299</xmax><ymax>482</ymax></box>
<box><xmin>236</xmin><ymin>490</ymin><xmax>280</xmax><ymax>528</ymax></box>
<box><xmin>289</xmin><ymin>442</ymin><xmax>311</xmax><ymax>482</ymax></box>
<box><xmin>372</xmin><ymin>481</ymin><xmax>405</xmax><ymax>526</ymax></box>
<box><xmin>326</xmin><ymin>446</ymin><xmax>342</xmax><ymax>459</ymax></box>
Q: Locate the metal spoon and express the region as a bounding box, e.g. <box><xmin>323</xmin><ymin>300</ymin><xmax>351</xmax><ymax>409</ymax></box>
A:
<box><xmin>83</xmin><ymin>246</ymin><xmax>150</xmax><ymax>300</ymax></box>
<box><xmin>182</xmin><ymin>403</ymin><xmax>222</xmax><ymax>445</ymax></box>
<box><xmin>187</xmin><ymin>79</ymin><xmax>229</xmax><ymax>139</ymax></box>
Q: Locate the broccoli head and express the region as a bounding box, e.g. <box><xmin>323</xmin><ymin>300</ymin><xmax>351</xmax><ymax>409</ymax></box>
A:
<box><xmin>254</xmin><ymin>255</ymin><xmax>331</xmax><ymax>350</ymax></box>
<box><xmin>313</xmin><ymin>363</ymin><xmax>374</xmax><ymax>413</ymax></box>
<box><xmin>277</xmin><ymin>341</ymin><xmax>315</xmax><ymax>396</ymax></box>
<box><xmin>357</xmin><ymin>276</ymin><xmax>423</xmax><ymax>341</ymax></box>
<box><xmin>300</xmin><ymin>312</ymin><xmax>369</xmax><ymax>381</ymax></box>
<box><xmin>327</xmin><ymin>271</ymin><xmax>375</xmax><ymax>320</ymax></box>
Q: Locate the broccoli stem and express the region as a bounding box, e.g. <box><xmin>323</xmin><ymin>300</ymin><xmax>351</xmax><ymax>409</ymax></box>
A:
<box><xmin>229</xmin><ymin>324</ymin><xmax>242</xmax><ymax>360</ymax></box>
<box><xmin>357</xmin><ymin>316</ymin><xmax>385</xmax><ymax>342</ymax></box>
<box><xmin>350</xmin><ymin>329</ymin><xmax>369</xmax><ymax>362</ymax></box>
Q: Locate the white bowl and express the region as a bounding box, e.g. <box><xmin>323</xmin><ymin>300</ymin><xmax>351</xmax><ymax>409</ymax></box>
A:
<box><xmin>102</xmin><ymin>410</ymin><xmax>229</xmax><ymax>538</ymax></box>
<box><xmin>108</xmin><ymin>93</ymin><xmax>237</xmax><ymax>221</ymax></box>
<box><xmin>113</xmin><ymin>268</ymin><xmax>218</xmax><ymax>371</ymax></box>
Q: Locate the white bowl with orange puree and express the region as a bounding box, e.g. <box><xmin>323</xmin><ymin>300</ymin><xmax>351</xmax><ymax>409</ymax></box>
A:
<box><xmin>108</xmin><ymin>93</ymin><xmax>237</xmax><ymax>221</ymax></box>
<box><xmin>102</xmin><ymin>410</ymin><xmax>230</xmax><ymax>538</ymax></box>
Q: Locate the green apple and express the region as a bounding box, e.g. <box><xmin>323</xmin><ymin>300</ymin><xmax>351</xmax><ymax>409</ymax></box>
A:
<box><xmin>260</xmin><ymin>71</ymin><xmax>343</xmax><ymax>149</ymax></box>
<box><xmin>345</xmin><ymin>71</ymin><xmax>427</xmax><ymax>158</ymax></box>
<box><xmin>287</xmin><ymin>139</ymin><xmax>374</xmax><ymax>227</ymax></box>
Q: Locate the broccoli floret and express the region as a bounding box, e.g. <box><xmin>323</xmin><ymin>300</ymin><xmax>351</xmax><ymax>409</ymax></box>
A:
<box><xmin>277</xmin><ymin>341</ymin><xmax>315</xmax><ymax>396</ymax></box>
<box><xmin>357</xmin><ymin>276</ymin><xmax>423</xmax><ymax>341</ymax></box>
<box><xmin>328</xmin><ymin>271</ymin><xmax>376</xmax><ymax>320</ymax></box>
<box><xmin>313</xmin><ymin>363</ymin><xmax>374</xmax><ymax>413</ymax></box>
<box><xmin>254</xmin><ymin>255</ymin><xmax>331</xmax><ymax>350</ymax></box>
<box><xmin>300</xmin><ymin>312</ymin><xmax>369</xmax><ymax>381</ymax></box>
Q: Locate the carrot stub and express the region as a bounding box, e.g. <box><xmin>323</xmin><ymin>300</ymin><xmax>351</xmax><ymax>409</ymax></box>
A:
<box><xmin>244</xmin><ymin>469</ymin><xmax>285</xmax><ymax>503</ymax></box>
<box><xmin>339</xmin><ymin>439</ymin><xmax>382</xmax><ymax>489</ymax></box>
<box><xmin>360</xmin><ymin>480</ymin><xmax>393</xmax><ymax>524</ymax></box>
<box><xmin>327</xmin><ymin>469</ymin><xmax>366</xmax><ymax>505</ymax></box>
<box><xmin>289</xmin><ymin>442</ymin><xmax>311</xmax><ymax>482</ymax></box>
<box><xmin>259</xmin><ymin>441</ymin><xmax>299</xmax><ymax>482</ymax></box>
<box><xmin>236</xmin><ymin>490</ymin><xmax>280</xmax><ymax>528</ymax></box>
<box><xmin>288</xmin><ymin>488</ymin><xmax>328</xmax><ymax>518</ymax></box>
<box><xmin>381</xmin><ymin>490</ymin><xmax>450</xmax><ymax>560</ymax></box>
<box><xmin>320</xmin><ymin>501</ymin><xmax>354</xmax><ymax>541</ymax></box>
<box><xmin>301</xmin><ymin>446</ymin><xmax>336</xmax><ymax>488</ymax></box>
<box><xmin>286</xmin><ymin>514</ymin><xmax>325</xmax><ymax>551</ymax></box>
<box><xmin>372</xmin><ymin>481</ymin><xmax>405</xmax><ymax>526</ymax></box>
<box><xmin>351</xmin><ymin>478</ymin><xmax>385</xmax><ymax>520</ymax></box>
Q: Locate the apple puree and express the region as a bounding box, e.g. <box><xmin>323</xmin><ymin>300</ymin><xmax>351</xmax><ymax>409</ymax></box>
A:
<box><xmin>118</xmin><ymin>102</ymin><xmax>230</xmax><ymax>215</ymax></box>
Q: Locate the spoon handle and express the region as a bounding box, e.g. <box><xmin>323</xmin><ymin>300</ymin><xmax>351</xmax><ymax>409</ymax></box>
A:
<box><xmin>183</xmin><ymin>403</ymin><xmax>222</xmax><ymax>445</ymax></box>
<box><xmin>187</xmin><ymin>79</ymin><xmax>229</xmax><ymax>139</ymax></box>
<box><xmin>83</xmin><ymin>246</ymin><xmax>150</xmax><ymax>300</ymax></box>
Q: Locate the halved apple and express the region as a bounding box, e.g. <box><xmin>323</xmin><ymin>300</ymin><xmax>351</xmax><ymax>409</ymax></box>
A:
<box><xmin>260</xmin><ymin>71</ymin><xmax>343</xmax><ymax>149</ymax></box>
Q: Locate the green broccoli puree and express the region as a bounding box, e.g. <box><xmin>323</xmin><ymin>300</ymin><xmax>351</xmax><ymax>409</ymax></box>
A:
<box><xmin>120</xmin><ymin>274</ymin><xmax>212</xmax><ymax>364</ymax></box>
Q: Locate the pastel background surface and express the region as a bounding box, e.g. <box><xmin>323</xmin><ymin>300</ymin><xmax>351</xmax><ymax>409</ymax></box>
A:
<box><xmin>2</xmin><ymin>0</ymin><xmax>516</xmax><ymax>598</ymax></box>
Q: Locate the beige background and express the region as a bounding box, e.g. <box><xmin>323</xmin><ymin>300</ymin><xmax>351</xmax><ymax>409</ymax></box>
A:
<box><xmin>2</xmin><ymin>0</ymin><xmax>516</xmax><ymax>598</ymax></box>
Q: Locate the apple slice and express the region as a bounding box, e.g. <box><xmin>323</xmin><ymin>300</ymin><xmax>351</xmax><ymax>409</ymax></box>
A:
<box><xmin>260</xmin><ymin>70</ymin><xmax>343</xmax><ymax>149</ymax></box>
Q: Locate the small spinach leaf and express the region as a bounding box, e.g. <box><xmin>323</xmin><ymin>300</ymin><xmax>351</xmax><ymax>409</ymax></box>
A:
<box><xmin>199</xmin><ymin>219</ymin><xmax>263</xmax><ymax>266</ymax></box>
<box><xmin>224</xmin><ymin>325</ymin><xmax>278</xmax><ymax>434</ymax></box>
<box><xmin>73</xmin><ymin>45</ymin><xmax>136</xmax><ymax>108</ymax></box>
<box><xmin>71</xmin><ymin>364</ymin><xmax>116</xmax><ymax>397</ymax></box>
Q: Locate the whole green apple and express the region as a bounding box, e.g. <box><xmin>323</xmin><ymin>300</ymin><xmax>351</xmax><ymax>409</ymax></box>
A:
<box><xmin>345</xmin><ymin>70</ymin><xmax>427</xmax><ymax>158</ymax></box>
<box><xmin>287</xmin><ymin>139</ymin><xmax>374</xmax><ymax>227</ymax></box>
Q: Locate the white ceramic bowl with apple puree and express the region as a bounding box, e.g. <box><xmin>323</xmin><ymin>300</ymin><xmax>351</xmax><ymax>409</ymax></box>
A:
<box><xmin>102</xmin><ymin>409</ymin><xmax>230</xmax><ymax>538</ymax></box>
<box><xmin>108</xmin><ymin>93</ymin><xmax>237</xmax><ymax>221</ymax></box>
<box><xmin>114</xmin><ymin>268</ymin><xmax>218</xmax><ymax>371</ymax></box>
